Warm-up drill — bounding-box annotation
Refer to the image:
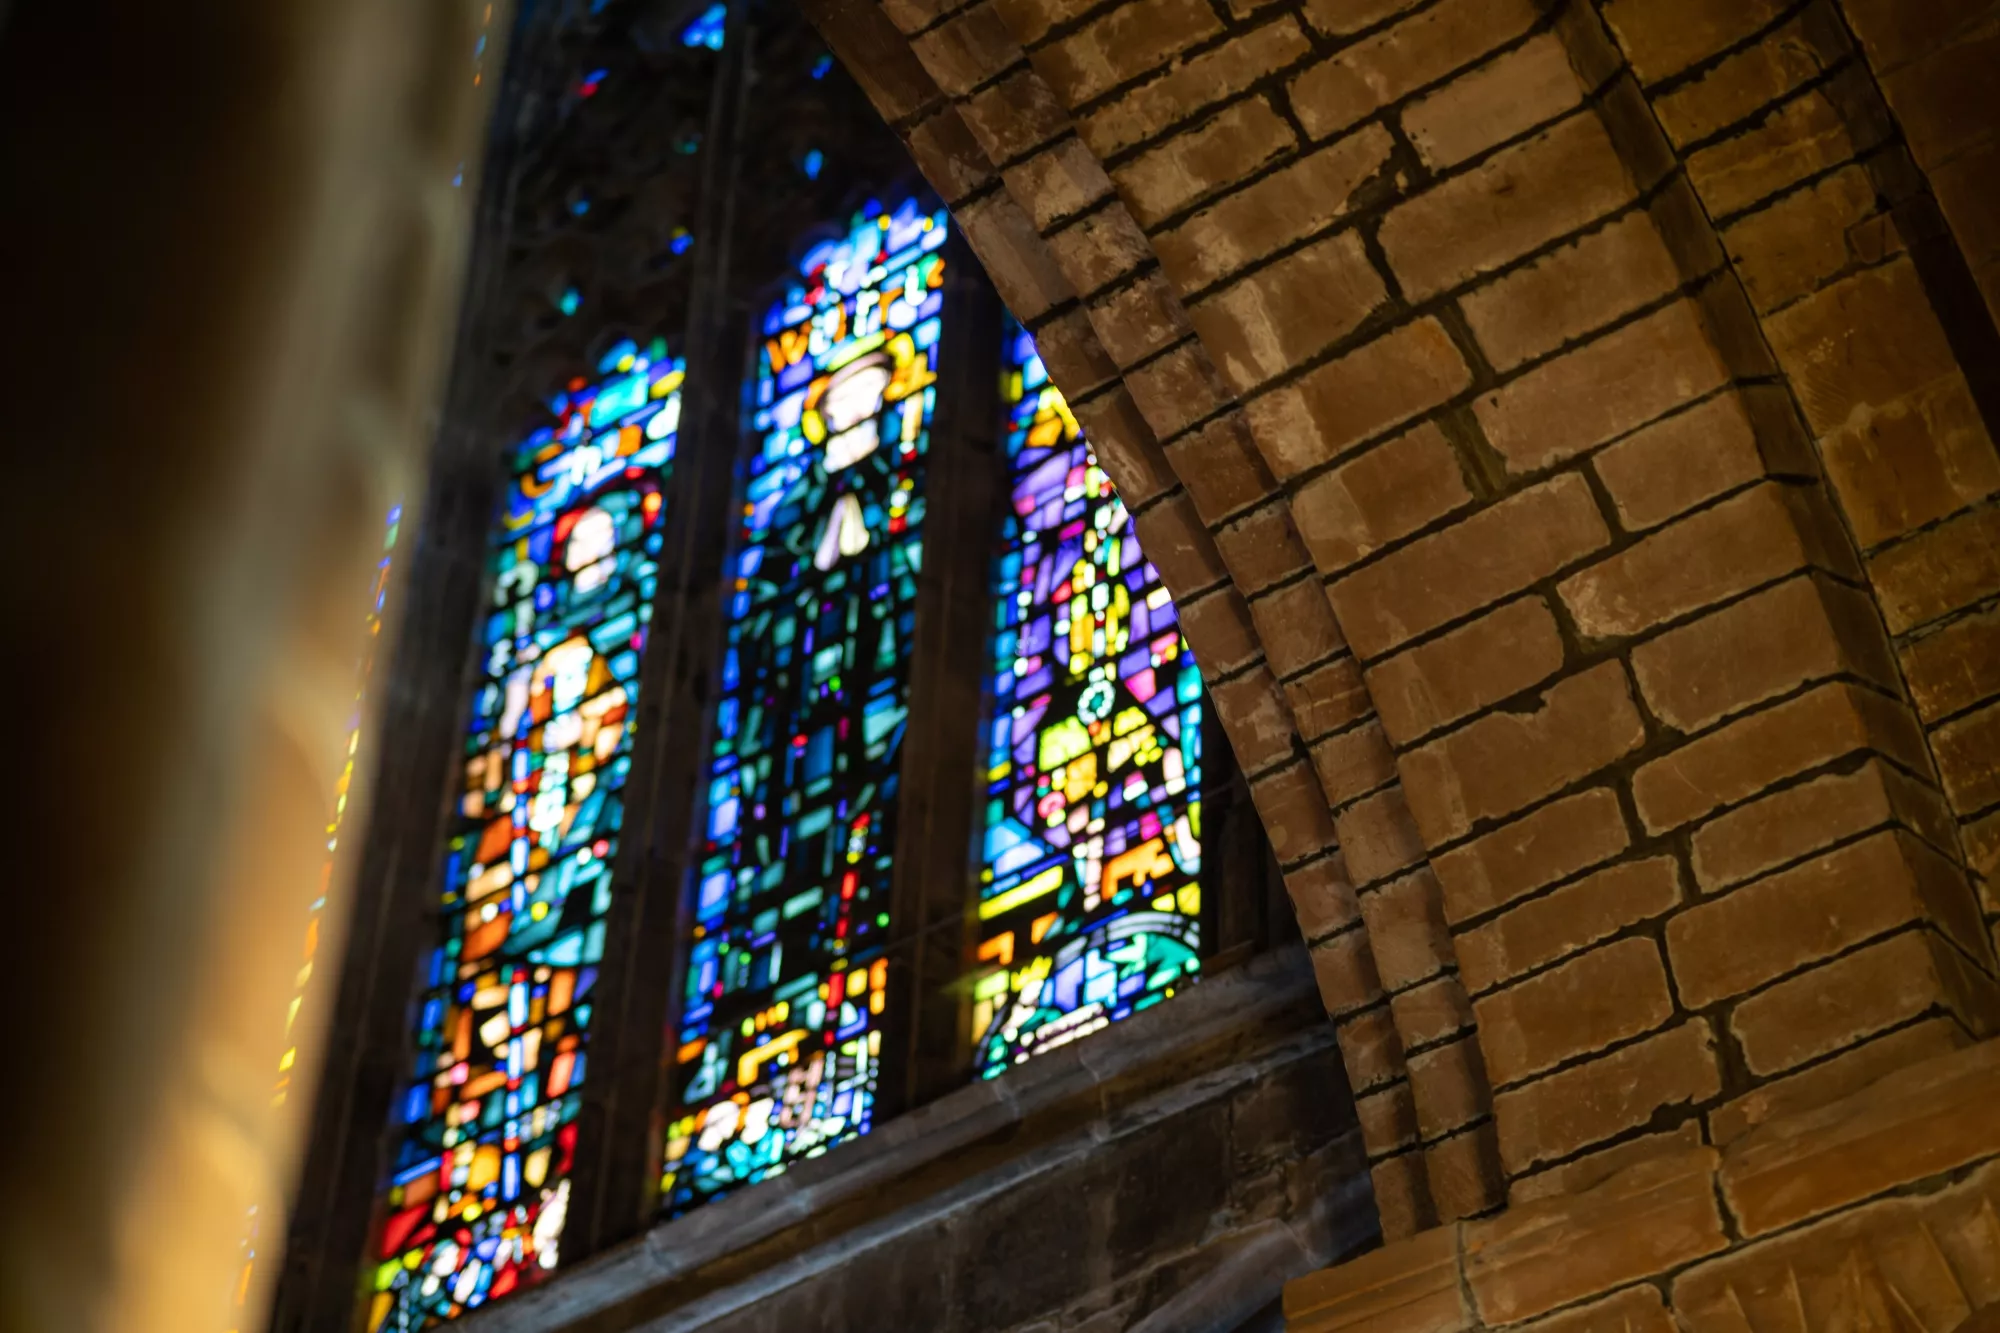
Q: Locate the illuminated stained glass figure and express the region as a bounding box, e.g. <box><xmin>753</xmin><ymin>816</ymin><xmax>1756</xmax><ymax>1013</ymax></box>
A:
<box><xmin>970</xmin><ymin>324</ymin><xmax>1202</xmax><ymax>1078</ymax></box>
<box><xmin>368</xmin><ymin>339</ymin><xmax>686</xmax><ymax>1329</ymax></box>
<box><xmin>661</xmin><ymin>198</ymin><xmax>947</xmax><ymax>1211</ymax></box>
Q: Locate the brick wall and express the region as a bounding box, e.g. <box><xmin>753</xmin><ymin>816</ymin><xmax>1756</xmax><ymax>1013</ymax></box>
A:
<box><xmin>801</xmin><ymin>0</ymin><xmax>2000</xmax><ymax>1253</ymax></box>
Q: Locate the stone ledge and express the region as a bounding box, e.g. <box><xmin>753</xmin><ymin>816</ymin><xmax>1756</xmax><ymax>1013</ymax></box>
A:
<box><xmin>1286</xmin><ymin>1036</ymin><xmax>2000</xmax><ymax>1332</ymax></box>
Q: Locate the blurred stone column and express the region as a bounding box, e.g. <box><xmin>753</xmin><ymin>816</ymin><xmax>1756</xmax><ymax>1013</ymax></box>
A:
<box><xmin>0</xmin><ymin>2</ymin><xmax>501</xmax><ymax>1329</ymax></box>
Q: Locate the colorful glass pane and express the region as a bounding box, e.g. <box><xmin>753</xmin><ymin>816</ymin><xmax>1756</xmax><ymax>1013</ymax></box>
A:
<box><xmin>661</xmin><ymin>198</ymin><xmax>948</xmax><ymax>1211</ymax></box>
<box><xmin>369</xmin><ymin>339</ymin><xmax>686</xmax><ymax>1330</ymax></box>
<box><xmin>970</xmin><ymin>324</ymin><xmax>1202</xmax><ymax>1078</ymax></box>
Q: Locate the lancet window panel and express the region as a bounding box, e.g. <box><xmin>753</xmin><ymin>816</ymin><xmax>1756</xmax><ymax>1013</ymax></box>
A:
<box><xmin>660</xmin><ymin>197</ymin><xmax>950</xmax><ymax>1213</ymax></box>
<box><xmin>366</xmin><ymin>339</ymin><xmax>686</xmax><ymax>1331</ymax></box>
<box><xmin>970</xmin><ymin>325</ymin><xmax>1204</xmax><ymax>1078</ymax></box>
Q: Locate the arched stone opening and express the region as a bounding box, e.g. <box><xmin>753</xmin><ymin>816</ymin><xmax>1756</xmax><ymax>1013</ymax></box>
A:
<box><xmin>798</xmin><ymin>0</ymin><xmax>2000</xmax><ymax>1250</ymax></box>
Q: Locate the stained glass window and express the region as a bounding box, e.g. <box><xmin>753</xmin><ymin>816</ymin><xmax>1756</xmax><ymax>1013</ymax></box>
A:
<box><xmin>970</xmin><ymin>324</ymin><xmax>1203</xmax><ymax>1078</ymax></box>
<box><xmin>368</xmin><ymin>339</ymin><xmax>686</xmax><ymax>1330</ymax></box>
<box><xmin>661</xmin><ymin>198</ymin><xmax>948</xmax><ymax>1211</ymax></box>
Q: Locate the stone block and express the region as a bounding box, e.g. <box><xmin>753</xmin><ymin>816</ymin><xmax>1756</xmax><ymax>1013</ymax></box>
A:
<box><xmin>1460</xmin><ymin>209</ymin><xmax>1683</xmax><ymax>373</ymax></box>
<box><xmin>1408</xmin><ymin>1034</ymin><xmax>1492</xmax><ymax>1138</ymax></box>
<box><xmin>1687</xmin><ymin>763</ymin><xmax>1957</xmax><ymax>890</ymax></box>
<box><xmin>1475</xmin><ymin>936</ymin><xmax>1675</xmax><ymax>1086</ymax></box>
<box><xmin>1029</xmin><ymin>0</ymin><xmax>1221</xmax><ymax>107</ymax></box>
<box><xmin>1399</xmin><ymin>663</ymin><xmax>1646</xmax><ymax>846</ymax></box>
<box><xmin>1328</xmin><ymin>473</ymin><xmax>1610</xmax><ymax>661</ymax></box>
<box><xmin>1510</xmin><ymin>1123</ymin><xmax>1706</xmax><ymax>1206</ymax></box>
<box><xmin>960</xmin><ymin>66</ymin><xmax>1071</xmax><ymax>164</ymax></box>
<box><xmin>1650</xmin><ymin>12</ymin><xmax>1835</xmax><ymax>148</ymax></box>
<box><xmin>1111</xmin><ymin>96</ymin><xmax>1296</xmax><ymax>228</ymax></box>
<box><xmin>1721</xmin><ymin>164</ymin><xmax>1882</xmax><ymax>313</ymax></box>
<box><xmin>1288</xmin><ymin>0</ymin><xmax>1540</xmax><ymax>142</ymax></box>
<box><xmin>1285</xmin><ymin>1218</ymin><xmax>1467</xmax><ymax>1333</ymax></box>
<box><xmin>1207</xmin><ymin>664</ymin><xmax>1298</xmax><ymax>774</ymax></box>
<box><xmin>1763</xmin><ymin>257</ymin><xmax>1963</xmax><ymax>439</ymax></box>
<box><xmin>1129</xmin><ymin>490</ymin><xmax>1228</xmax><ymax>597</ymax></box>
<box><xmin>1358</xmin><ymin>1080</ymin><xmax>1421</xmax><ymax>1154</ymax></box>
<box><xmin>1285</xmin><ymin>654</ymin><xmax>1374</xmax><ymax>742</ymax></box>
<box><xmin>1474</xmin><ymin>299</ymin><xmax>1730</xmax><ymax>474</ymax></box>
<box><xmin>1899</xmin><ymin>603</ymin><xmax>2000</xmax><ymax>725</ymax></box>
<box><xmin>1155</xmin><ymin>125</ymin><xmax>1395</xmax><ymax>294</ymax></box>
<box><xmin>1070</xmin><ymin>384</ymin><xmax>1176</xmax><ymax>503</ymax></box>
<box><xmin>1402</xmin><ymin>33</ymin><xmax>1585</xmax><ymax>170</ymax></box>
<box><xmin>1283</xmin><ymin>850</ymin><xmax>1362</xmax><ymax>941</ymax></box>
<box><xmin>1365</xmin><ymin>596</ymin><xmax>1564</xmax><ymax>747</ymax></box>
<box><xmin>1379</xmin><ymin>110</ymin><xmax>1636</xmax><ymax>301</ymax></box>
<box><xmin>1464</xmin><ymin>1148</ymin><xmax>1728</xmax><ymax>1325</ymax></box>
<box><xmin>1189</xmin><ymin>230</ymin><xmax>1389</xmax><ymax>392</ymax></box>
<box><xmin>1937</xmin><ymin>701</ymin><xmax>2000</xmax><ymax>816</ymax></box>
<box><xmin>1214</xmin><ymin>499</ymin><xmax>1313</xmax><ymax>596</ymax></box>
<box><xmin>1253</xmin><ymin>758</ymin><xmax>1341</xmax><ymax>865</ymax></box>
<box><xmin>1589</xmin><ymin>391</ymin><xmax>1770</xmax><ymax>533</ymax></box>
<box><xmin>1630</xmin><ymin>681</ymin><xmax>1931</xmax><ymax>834</ymax></box>
<box><xmin>1431</xmin><ymin>787</ymin><xmax>1632</xmax><ymax>926</ymax></box>
<box><xmin>1820</xmin><ymin>371</ymin><xmax>2000</xmax><ymax>550</ymax></box>
<box><xmin>956</xmin><ymin>190</ymin><xmax>1075</xmax><ymax>322</ymax></box>
<box><xmin>1727</xmin><ymin>928</ymin><xmax>2000</xmax><ymax>1076</ymax></box>
<box><xmin>1163</xmin><ymin>409</ymin><xmax>1276</xmax><ymax>524</ymax></box>
<box><xmin>1078</xmin><ymin>18</ymin><xmax>1313</xmax><ymax>159</ymax></box>
<box><xmin>1311</xmin><ymin>921</ymin><xmax>1386</xmax><ymax>1017</ymax></box>
<box><xmin>1123</xmin><ymin>340</ymin><xmax>1232</xmax><ymax>440</ymax></box>
<box><xmin>1685</xmin><ymin>84</ymin><xmax>1869</xmax><ymax>220</ymax></box>
<box><xmin>1392</xmin><ymin>974</ymin><xmax>1476</xmax><ymax>1049</ymax></box>
<box><xmin>1707</xmin><ymin>1016</ymin><xmax>1970</xmax><ymax>1147</ymax></box>
<box><xmin>1424</xmin><ymin>1121</ymin><xmax>1505</xmax><ymax>1221</ymax></box>
<box><xmin>1292</xmin><ymin>422</ymin><xmax>1474</xmax><ymax>581</ymax></box>
<box><xmin>1360</xmin><ymin>866</ymin><xmax>1455</xmax><ymax>992</ymax></box>
<box><xmin>1866</xmin><ymin>502</ymin><xmax>2000</xmax><ymax>634</ymax></box>
<box><xmin>1335</xmin><ymin>786</ymin><xmax>1430</xmax><ymax>886</ymax></box>
<box><xmin>1244</xmin><ymin>318</ymin><xmax>1472</xmax><ymax>482</ymax></box>
<box><xmin>1178</xmin><ymin>585</ymin><xmax>1261</xmax><ymax>675</ymax></box>
<box><xmin>1338</xmin><ymin>1003</ymin><xmax>1409</xmax><ymax>1093</ymax></box>
<box><xmin>1628</xmin><ymin>572</ymin><xmax>1898</xmax><ymax>734</ymax></box>
<box><xmin>1457</xmin><ymin>856</ymin><xmax>1682</xmax><ymax>994</ymax></box>
<box><xmin>1251</xmin><ymin>574</ymin><xmax>1349</xmax><ymax>678</ymax></box>
<box><xmin>1085</xmin><ymin>273</ymin><xmax>1193</xmax><ymax>371</ymax></box>
<box><xmin>1045</xmin><ymin>202</ymin><xmax>1155</xmax><ymax>298</ymax></box>
<box><xmin>1598</xmin><ymin>0</ymin><xmax>1790</xmax><ymax>84</ymax></box>
<box><xmin>1312</xmin><ymin>720</ymin><xmax>1399</xmax><ymax>808</ymax></box>
<box><xmin>1493</xmin><ymin>1022</ymin><xmax>1719</xmax><ymax>1175</ymax></box>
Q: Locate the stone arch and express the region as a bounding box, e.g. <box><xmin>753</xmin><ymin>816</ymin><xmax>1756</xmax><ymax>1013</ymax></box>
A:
<box><xmin>799</xmin><ymin>0</ymin><xmax>2000</xmax><ymax>1241</ymax></box>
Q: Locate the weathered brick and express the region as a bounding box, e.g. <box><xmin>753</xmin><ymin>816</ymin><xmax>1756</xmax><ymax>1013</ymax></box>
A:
<box><xmin>1721</xmin><ymin>1036</ymin><xmax>2000</xmax><ymax>1238</ymax></box>
<box><xmin>1337</xmin><ymin>1004</ymin><xmax>1410</xmax><ymax>1094</ymax></box>
<box><xmin>1366</xmin><ymin>596</ymin><xmax>1566</xmax><ymax>747</ymax></box>
<box><xmin>1464</xmin><ymin>1149</ymin><xmax>1728</xmax><ymax>1326</ymax></box>
<box><xmin>1251</xmin><ymin>573</ymin><xmax>1349</xmax><ymax>677</ymax></box>
<box><xmin>960</xmin><ymin>67</ymin><xmax>1071</xmax><ymax>164</ymax></box>
<box><xmin>1424</xmin><ymin>1122</ymin><xmax>1506</xmax><ymax>1221</ymax></box>
<box><xmin>1111</xmin><ymin>96</ymin><xmax>1296</xmax><ymax>229</ymax></box>
<box><xmin>1311</xmin><ymin>921</ymin><xmax>1386</xmax><ymax>1015</ymax></box>
<box><xmin>1299</xmin><ymin>0</ymin><xmax>1426</xmax><ymax>40</ymax></box>
<box><xmin>1285</xmin><ymin>850</ymin><xmax>1362</xmax><ymax>940</ymax></box>
<box><xmin>1475</xmin><ymin>299</ymin><xmax>1730</xmax><ymax>474</ymax></box>
<box><xmin>1475</xmin><ymin>937</ymin><xmax>1675</xmax><ymax>1086</ymax></box>
<box><xmin>1707</xmin><ymin>1016</ymin><xmax>1969</xmax><ymax>1146</ymax></box>
<box><xmin>1288</xmin><ymin>0</ymin><xmax>1539</xmax><ymax>142</ymax></box>
<box><xmin>1379</xmin><ymin>111</ymin><xmax>1636</xmax><ymax>302</ymax></box>
<box><xmin>1002</xmin><ymin>138</ymin><xmax>1115</xmax><ymax>232</ymax></box>
<box><xmin>1244</xmin><ymin>318</ymin><xmax>1472</xmax><ymax>481</ymax></box>
<box><xmin>1045</xmin><ymin>202</ymin><xmax>1154</xmax><ymax>297</ymax></box>
<box><xmin>1208</xmin><ymin>664</ymin><xmax>1298</xmax><ymax>774</ymax></box>
<box><xmin>1631</xmin><ymin>682</ymin><xmax>1932</xmax><ymax>834</ymax></box>
<box><xmin>1154</xmin><ymin>125</ymin><xmax>1395</xmax><ymax>295</ymax></box>
<box><xmin>1866</xmin><ymin>503</ymin><xmax>2000</xmax><ymax>634</ymax></box>
<box><xmin>1820</xmin><ymin>371</ymin><xmax>2000</xmax><ymax>549</ymax></box>
<box><xmin>1764</xmin><ymin>257</ymin><xmax>1963</xmax><ymax>439</ymax></box>
<box><xmin>1457</xmin><ymin>856</ymin><xmax>1681</xmax><ymax>993</ymax></box>
<box><xmin>1669</xmin><ymin>830</ymin><xmax>1981</xmax><ymax>1009</ymax></box>
<box><xmin>1123</xmin><ymin>339</ymin><xmax>1232</xmax><ymax>440</ymax></box>
<box><xmin>1432</xmin><ymin>787</ymin><xmax>1631</xmax><ymax>925</ymax></box>
<box><xmin>1875</xmin><ymin>29</ymin><xmax>2000</xmax><ymax>168</ymax></box>
<box><xmin>1163</xmin><ymin>410</ymin><xmax>1275</xmax><ymax>524</ymax></box>
<box><xmin>1402</xmin><ymin>33</ymin><xmax>1585</xmax><ymax>169</ymax></box>
<box><xmin>1460</xmin><ymin>209</ymin><xmax>1683</xmax><ymax>372</ymax></box>
<box><xmin>1029</xmin><ymin>306</ymin><xmax>1119</xmax><ymax>400</ymax></box>
<box><xmin>1728</xmin><ymin>928</ymin><xmax>2000</xmax><ymax>1076</ymax></box>
<box><xmin>1721</xmin><ymin>165</ymin><xmax>1883</xmax><ymax>314</ymax></box>
<box><xmin>1836</xmin><ymin>0</ymin><xmax>1990</xmax><ymax>74</ymax></box>
<box><xmin>1408</xmin><ymin>1035</ymin><xmax>1492</xmax><ymax>1138</ymax></box>
<box><xmin>1936</xmin><ymin>701</ymin><xmax>2000</xmax><ymax>817</ymax></box>
<box><xmin>1392</xmin><ymin>974</ymin><xmax>1477</xmax><ymax>1048</ymax></box>
<box><xmin>1189</xmin><ymin>230</ymin><xmax>1389</xmax><ymax>392</ymax></box>
<box><xmin>1650</xmin><ymin>13</ymin><xmax>1835</xmax><ymax>148</ymax></box>
<box><xmin>1214</xmin><ymin>499</ymin><xmax>1312</xmax><ymax>595</ymax></box>
<box><xmin>1029</xmin><ymin>0</ymin><xmax>1222</xmax><ymax>107</ymax></box>
<box><xmin>905</xmin><ymin>108</ymin><xmax>998</xmax><ymax>207</ymax></box>
<box><xmin>1504</xmin><ymin>1280</ymin><xmax>1676</xmax><ymax>1333</ymax></box>
<box><xmin>1292</xmin><ymin>422</ymin><xmax>1474</xmax><ymax>580</ymax></box>
<box><xmin>1084</xmin><ymin>271</ymin><xmax>1192</xmax><ymax>368</ymax></box>
<box><xmin>1599</xmin><ymin>0</ymin><xmax>1791</xmax><ymax>86</ymax></box>
<box><xmin>1901</xmin><ymin>604</ymin><xmax>2000</xmax><ymax>724</ymax></box>
<box><xmin>1401</xmin><ymin>663</ymin><xmax>1646</xmax><ymax>846</ymax></box>
<box><xmin>1685</xmin><ymin>84</ymin><xmax>1870</xmax><ymax>220</ymax></box>
<box><xmin>1312</xmin><ymin>720</ymin><xmax>1399</xmax><ymax>807</ymax></box>
<box><xmin>956</xmin><ymin>190</ymin><xmax>1076</xmax><ymax>322</ymax></box>
<box><xmin>912</xmin><ymin>3</ymin><xmax>1025</xmax><ymax>98</ymax></box>
<box><xmin>1071</xmin><ymin>385</ymin><xmax>1177</xmax><ymax>506</ymax></box>
<box><xmin>1358</xmin><ymin>1080</ymin><xmax>1422</xmax><ymax>1153</ymax></box>
<box><xmin>1179</xmin><ymin>586</ymin><xmax>1261</xmax><ymax>675</ymax></box>
<box><xmin>1130</xmin><ymin>490</ymin><xmax>1228</xmax><ymax>597</ymax></box>
<box><xmin>1590</xmin><ymin>390</ymin><xmax>1768</xmax><ymax>532</ymax></box>
<box><xmin>1329</xmin><ymin>473</ymin><xmax>1610</xmax><ymax>660</ymax></box>
<box><xmin>1253</xmin><ymin>759</ymin><xmax>1341</xmax><ymax>865</ymax></box>
<box><xmin>1688</xmin><ymin>763</ymin><xmax>1958</xmax><ymax>892</ymax></box>
<box><xmin>1493</xmin><ymin>1021</ymin><xmax>1720</xmax><ymax>1175</ymax></box>
<box><xmin>1628</xmin><ymin>573</ymin><xmax>1898</xmax><ymax>734</ymax></box>
<box><xmin>1078</xmin><ymin>18</ymin><xmax>1313</xmax><ymax>159</ymax></box>
<box><xmin>1558</xmin><ymin>483</ymin><xmax>1844</xmax><ymax>641</ymax></box>
<box><xmin>1337</xmin><ymin>786</ymin><xmax>1431</xmax><ymax>886</ymax></box>
<box><xmin>1285</xmin><ymin>653</ymin><xmax>1374</xmax><ymax>740</ymax></box>
<box><xmin>1361</xmin><ymin>866</ymin><xmax>1455</xmax><ymax>991</ymax></box>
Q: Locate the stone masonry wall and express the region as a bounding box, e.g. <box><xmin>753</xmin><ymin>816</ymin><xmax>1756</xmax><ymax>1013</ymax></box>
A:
<box><xmin>799</xmin><ymin>0</ymin><xmax>2000</xmax><ymax>1249</ymax></box>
